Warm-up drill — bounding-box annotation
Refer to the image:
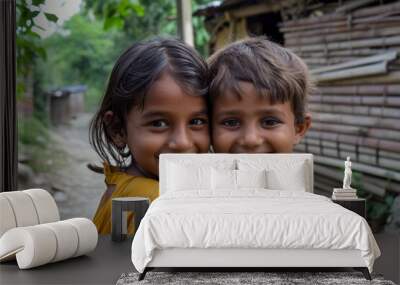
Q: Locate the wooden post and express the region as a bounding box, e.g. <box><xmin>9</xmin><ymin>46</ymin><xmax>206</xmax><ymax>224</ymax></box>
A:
<box><xmin>176</xmin><ymin>0</ymin><xmax>194</xmax><ymax>46</ymax></box>
<box><xmin>0</xmin><ymin>0</ymin><xmax>17</xmax><ymax>192</ymax></box>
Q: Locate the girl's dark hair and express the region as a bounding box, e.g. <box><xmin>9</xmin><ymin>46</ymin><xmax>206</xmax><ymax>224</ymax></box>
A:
<box><xmin>208</xmin><ymin>37</ymin><xmax>314</xmax><ymax>124</ymax></box>
<box><xmin>89</xmin><ymin>37</ymin><xmax>209</xmax><ymax>168</ymax></box>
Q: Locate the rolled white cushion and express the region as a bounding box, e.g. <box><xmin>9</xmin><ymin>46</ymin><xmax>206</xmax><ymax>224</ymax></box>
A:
<box><xmin>63</xmin><ymin>218</ymin><xmax>98</xmax><ymax>257</ymax></box>
<box><xmin>0</xmin><ymin>196</ymin><xmax>17</xmax><ymax>237</ymax></box>
<box><xmin>42</xmin><ymin>221</ymin><xmax>79</xmax><ymax>262</ymax></box>
<box><xmin>0</xmin><ymin>226</ymin><xmax>57</xmax><ymax>269</ymax></box>
<box><xmin>0</xmin><ymin>189</ymin><xmax>59</xmax><ymax>239</ymax></box>
<box><xmin>0</xmin><ymin>218</ymin><xmax>98</xmax><ymax>269</ymax></box>
<box><xmin>0</xmin><ymin>191</ymin><xmax>39</xmax><ymax>227</ymax></box>
<box><xmin>23</xmin><ymin>189</ymin><xmax>60</xmax><ymax>223</ymax></box>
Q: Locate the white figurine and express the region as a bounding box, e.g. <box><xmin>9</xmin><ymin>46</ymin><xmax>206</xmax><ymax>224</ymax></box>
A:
<box><xmin>332</xmin><ymin>156</ymin><xmax>357</xmax><ymax>199</ymax></box>
<box><xmin>343</xmin><ymin>156</ymin><xmax>352</xmax><ymax>189</ymax></box>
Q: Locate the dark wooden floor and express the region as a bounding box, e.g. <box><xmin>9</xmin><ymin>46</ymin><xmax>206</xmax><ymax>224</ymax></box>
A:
<box><xmin>373</xmin><ymin>232</ymin><xmax>400</xmax><ymax>284</ymax></box>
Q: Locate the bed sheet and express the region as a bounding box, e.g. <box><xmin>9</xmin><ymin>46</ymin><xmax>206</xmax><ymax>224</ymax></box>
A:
<box><xmin>131</xmin><ymin>190</ymin><xmax>380</xmax><ymax>273</ymax></box>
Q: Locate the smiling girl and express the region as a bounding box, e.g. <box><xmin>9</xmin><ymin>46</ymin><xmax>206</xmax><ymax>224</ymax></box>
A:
<box><xmin>89</xmin><ymin>38</ymin><xmax>210</xmax><ymax>234</ymax></box>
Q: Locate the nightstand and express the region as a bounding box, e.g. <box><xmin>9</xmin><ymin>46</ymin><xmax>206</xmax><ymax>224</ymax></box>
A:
<box><xmin>332</xmin><ymin>198</ymin><xmax>366</xmax><ymax>218</ymax></box>
<box><xmin>111</xmin><ymin>197</ymin><xmax>150</xmax><ymax>242</ymax></box>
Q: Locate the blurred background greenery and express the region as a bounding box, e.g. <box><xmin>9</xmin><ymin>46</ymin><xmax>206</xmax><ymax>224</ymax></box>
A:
<box><xmin>17</xmin><ymin>0</ymin><xmax>214</xmax><ymax>116</ymax></box>
<box><xmin>16</xmin><ymin>0</ymin><xmax>214</xmax><ymax>173</ymax></box>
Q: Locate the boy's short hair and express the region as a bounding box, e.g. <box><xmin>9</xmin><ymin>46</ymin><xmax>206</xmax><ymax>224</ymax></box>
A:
<box><xmin>208</xmin><ymin>37</ymin><xmax>313</xmax><ymax>124</ymax></box>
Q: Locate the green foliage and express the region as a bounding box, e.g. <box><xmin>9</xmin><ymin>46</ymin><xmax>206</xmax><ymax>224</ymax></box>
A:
<box><xmin>16</xmin><ymin>0</ymin><xmax>58</xmax><ymax>68</ymax></box>
<box><xmin>34</xmin><ymin>13</ymin><xmax>125</xmax><ymax>110</ymax></box>
<box><xmin>32</xmin><ymin>0</ymin><xmax>45</xmax><ymax>6</ymax></box>
<box><xmin>16</xmin><ymin>0</ymin><xmax>58</xmax><ymax>95</ymax></box>
<box><xmin>192</xmin><ymin>15</ymin><xmax>210</xmax><ymax>56</ymax></box>
<box><xmin>192</xmin><ymin>0</ymin><xmax>214</xmax><ymax>56</ymax></box>
<box><xmin>350</xmin><ymin>169</ymin><xmax>395</xmax><ymax>222</ymax></box>
<box><xmin>19</xmin><ymin>0</ymin><xmax>215</xmax><ymax>117</ymax></box>
<box><xmin>85</xmin><ymin>87</ymin><xmax>105</xmax><ymax>112</ymax></box>
<box><xmin>18</xmin><ymin>115</ymin><xmax>67</xmax><ymax>173</ymax></box>
<box><xmin>367</xmin><ymin>197</ymin><xmax>393</xmax><ymax>220</ymax></box>
<box><xmin>18</xmin><ymin>116</ymin><xmax>49</xmax><ymax>147</ymax></box>
<box><xmin>44</xmin><ymin>13</ymin><xmax>58</xmax><ymax>23</ymax></box>
<box><xmin>44</xmin><ymin>14</ymin><xmax>118</xmax><ymax>88</ymax></box>
<box><xmin>103</xmin><ymin>0</ymin><xmax>144</xmax><ymax>30</ymax></box>
<box><xmin>85</xmin><ymin>0</ymin><xmax>213</xmax><ymax>56</ymax></box>
<box><xmin>32</xmin><ymin>59</ymin><xmax>49</xmax><ymax>125</ymax></box>
<box><xmin>351</xmin><ymin>170</ymin><xmax>363</xmax><ymax>196</ymax></box>
<box><xmin>85</xmin><ymin>0</ymin><xmax>145</xmax><ymax>30</ymax></box>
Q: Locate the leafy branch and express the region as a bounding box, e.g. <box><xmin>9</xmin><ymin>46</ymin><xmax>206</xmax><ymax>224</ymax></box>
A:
<box><xmin>16</xmin><ymin>0</ymin><xmax>58</xmax><ymax>80</ymax></box>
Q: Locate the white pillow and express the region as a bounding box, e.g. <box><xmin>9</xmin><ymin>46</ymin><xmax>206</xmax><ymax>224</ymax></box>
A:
<box><xmin>212</xmin><ymin>168</ymin><xmax>237</xmax><ymax>190</ymax></box>
<box><xmin>212</xmin><ymin>169</ymin><xmax>268</xmax><ymax>191</ymax></box>
<box><xmin>167</xmin><ymin>163</ymin><xmax>211</xmax><ymax>191</ymax></box>
<box><xmin>236</xmin><ymin>169</ymin><xmax>267</xmax><ymax>188</ymax></box>
<box><xmin>266</xmin><ymin>164</ymin><xmax>306</xmax><ymax>191</ymax></box>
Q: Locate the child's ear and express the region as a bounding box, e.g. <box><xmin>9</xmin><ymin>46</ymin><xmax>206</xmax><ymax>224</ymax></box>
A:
<box><xmin>103</xmin><ymin>111</ymin><xmax>126</xmax><ymax>148</ymax></box>
<box><xmin>294</xmin><ymin>112</ymin><xmax>312</xmax><ymax>145</ymax></box>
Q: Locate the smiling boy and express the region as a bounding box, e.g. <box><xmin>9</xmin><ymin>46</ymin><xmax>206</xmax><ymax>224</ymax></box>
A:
<box><xmin>208</xmin><ymin>37</ymin><xmax>313</xmax><ymax>153</ymax></box>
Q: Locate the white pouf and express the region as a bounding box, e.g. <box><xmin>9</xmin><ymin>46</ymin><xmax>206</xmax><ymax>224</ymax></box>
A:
<box><xmin>24</xmin><ymin>189</ymin><xmax>60</xmax><ymax>223</ymax></box>
<box><xmin>0</xmin><ymin>196</ymin><xmax>17</xmax><ymax>237</ymax></box>
<box><xmin>0</xmin><ymin>218</ymin><xmax>98</xmax><ymax>269</ymax></box>
<box><xmin>0</xmin><ymin>189</ymin><xmax>60</xmax><ymax>238</ymax></box>
<box><xmin>0</xmin><ymin>191</ymin><xmax>39</xmax><ymax>227</ymax></box>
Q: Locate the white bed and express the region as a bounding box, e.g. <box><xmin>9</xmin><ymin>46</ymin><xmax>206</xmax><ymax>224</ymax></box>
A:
<box><xmin>131</xmin><ymin>154</ymin><xmax>380</xmax><ymax>280</ymax></box>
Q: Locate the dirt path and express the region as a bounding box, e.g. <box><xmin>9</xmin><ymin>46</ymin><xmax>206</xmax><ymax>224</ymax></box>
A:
<box><xmin>48</xmin><ymin>113</ymin><xmax>105</xmax><ymax>220</ymax></box>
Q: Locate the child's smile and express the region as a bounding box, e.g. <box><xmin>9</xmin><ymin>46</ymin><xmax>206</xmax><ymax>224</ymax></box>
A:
<box><xmin>124</xmin><ymin>72</ymin><xmax>210</xmax><ymax>177</ymax></box>
<box><xmin>212</xmin><ymin>81</ymin><xmax>308</xmax><ymax>154</ymax></box>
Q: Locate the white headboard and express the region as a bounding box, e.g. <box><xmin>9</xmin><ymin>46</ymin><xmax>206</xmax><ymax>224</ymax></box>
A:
<box><xmin>159</xmin><ymin>153</ymin><xmax>313</xmax><ymax>195</ymax></box>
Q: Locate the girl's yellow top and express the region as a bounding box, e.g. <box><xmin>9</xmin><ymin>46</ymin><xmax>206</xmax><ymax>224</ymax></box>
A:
<box><xmin>93</xmin><ymin>163</ymin><xmax>159</xmax><ymax>235</ymax></box>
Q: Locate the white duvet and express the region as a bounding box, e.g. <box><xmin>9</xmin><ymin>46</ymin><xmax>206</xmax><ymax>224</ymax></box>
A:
<box><xmin>131</xmin><ymin>190</ymin><xmax>380</xmax><ymax>273</ymax></box>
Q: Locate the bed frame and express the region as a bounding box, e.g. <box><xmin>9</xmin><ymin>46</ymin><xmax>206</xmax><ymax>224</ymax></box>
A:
<box><xmin>137</xmin><ymin>154</ymin><xmax>372</xmax><ymax>281</ymax></box>
<box><xmin>138</xmin><ymin>248</ymin><xmax>371</xmax><ymax>280</ymax></box>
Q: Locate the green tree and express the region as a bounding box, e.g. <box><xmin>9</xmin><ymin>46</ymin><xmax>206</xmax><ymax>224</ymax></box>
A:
<box><xmin>192</xmin><ymin>0</ymin><xmax>213</xmax><ymax>56</ymax></box>
<box><xmin>35</xmin><ymin>13</ymin><xmax>126</xmax><ymax>110</ymax></box>
<box><xmin>84</xmin><ymin>0</ymin><xmax>214</xmax><ymax>57</ymax></box>
<box><xmin>16</xmin><ymin>0</ymin><xmax>58</xmax><ymax>94</ymax></box>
